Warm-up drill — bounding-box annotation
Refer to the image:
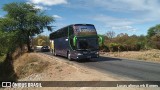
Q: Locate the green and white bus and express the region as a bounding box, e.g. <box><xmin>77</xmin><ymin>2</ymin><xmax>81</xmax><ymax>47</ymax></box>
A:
<box><xmin>49</xmin><ymin>24</ymin><xmax>100</xmax><ymax>60</ymax></box>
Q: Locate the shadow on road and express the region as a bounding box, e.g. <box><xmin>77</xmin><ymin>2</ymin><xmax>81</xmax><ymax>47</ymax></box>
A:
<box><xmin>77</xmin><ymin>56</ymin><xmax>122</xmax><ymax>63</ymax></box>
<box><xmin>42</xmin><ymin>52</ymin><xmax>122</xmax><ymax>63</ymax></box>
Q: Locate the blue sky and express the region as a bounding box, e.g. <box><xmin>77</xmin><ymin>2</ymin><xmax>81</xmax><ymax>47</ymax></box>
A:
<box><xmin>1</xmin><ymin>0</ymin><xmax>160</xmax><ymax>36</ymax></box>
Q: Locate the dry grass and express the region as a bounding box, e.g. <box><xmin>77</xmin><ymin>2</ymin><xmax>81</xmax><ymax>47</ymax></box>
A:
<box><xmin>14</xmin><ymin>53</ymin><xmax>50</xmax><ymax>79</ymax></box>
<box><xmin>103</xmin><ymin>49</ymin><xmax>160</xmax><ymax>62</ymax></box>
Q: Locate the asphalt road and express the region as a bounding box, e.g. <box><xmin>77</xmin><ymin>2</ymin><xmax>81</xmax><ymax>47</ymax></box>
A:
<box><xmin>44</xmin><ymin>52</ymin><xmax>160</xmax><ymax>81</ymax></box>
<box><xmin>80</xmin><ymin>56</ymin><xmax>160</xmax><ymax>81</ymax></box>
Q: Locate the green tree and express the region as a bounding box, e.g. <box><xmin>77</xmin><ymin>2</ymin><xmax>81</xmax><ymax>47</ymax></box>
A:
<box><xmin>0</xmin><ymin>3</ymin><xmax>54</xmax><ymax>81</ymax></box>
<box><xmin>147</xmin><ymin>24</ymin><xmax>160</xmax><ymax>38</ymax></box>
<box><xmin>2</xmin><ymin>2</ymin><xmax>54</xmax><ymax>52</ymax></box>
<box><xmin>116</xmin><ymin>33</ymin><xmax>129</xmax><ymax>45</ymax></box>
<box><xmin>0</xmin><ymin>29</ymin><xmax>19</xmax><ymax>81</ymax></box>
<box><xmin>0</xmin><ymin>18</ymin><xmax>19</xmax><ymax>56</ymax></box>
<box><xmin>147</xmin><ymin>24</ymin><xmax>160</xmax><ymax>49</ymax></box>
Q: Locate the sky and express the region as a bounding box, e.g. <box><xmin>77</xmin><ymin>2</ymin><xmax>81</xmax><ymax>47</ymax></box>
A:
<box><xmin>1</xmin><ymin>0</ymin><xmax>160</xmax><ymax>36</ymax></box>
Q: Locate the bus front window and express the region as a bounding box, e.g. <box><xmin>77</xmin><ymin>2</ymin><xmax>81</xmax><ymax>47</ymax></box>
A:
<box><xmin>77</xmin><ymin>40</ymin><xmax>88</xmax><ymax>49</ymax></box>
<box><xmin>77</xmin><ymin>38</ymin><xmax>98</xmax><ymax>50</ymax></box>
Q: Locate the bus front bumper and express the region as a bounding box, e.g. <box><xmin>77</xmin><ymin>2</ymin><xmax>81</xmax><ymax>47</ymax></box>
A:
<box><xmin>76</xmin><ymin>54</ymin><xmax>99</xmax><ymax>60</ymax></box>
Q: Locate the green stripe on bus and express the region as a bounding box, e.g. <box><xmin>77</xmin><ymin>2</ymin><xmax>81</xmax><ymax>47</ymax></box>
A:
<box><xmin>73</xmin><ymin>36</ymin><xmax>76</xmax><ymax>46</ymax></box>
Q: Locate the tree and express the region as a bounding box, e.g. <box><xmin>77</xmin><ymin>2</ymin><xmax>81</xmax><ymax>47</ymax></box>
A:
<box><xmin>147</xmin><ymin>24</ymin><xmax>160</xmax><ymax>49</ymax></box>
<box><xmin>0</xmin><ymin>28</ymin><xmax>19</xmax><ymax>81</ymax></box>
<box><xmin>116</xmin><ymin>33</ymin><xmax>129</xmax><ymax>44</ymax></box>
<box><xmin>2</xmin><ymin>2</ymin><xmax>54</xmax><ymax>52</ymax></box>
<box><xmin>105</xmin><ymin>31</ymin><xmax>116</xmax><ymax>39</ymax></box>
<box><xmin>0</xmin><ymin>18</ymin><xmax>19</xmax><ymax>56</ymax></box>
<box><xmin>147</xmin><ymin>24</ymin><xmax>160</xmax><ymax>37</ymax></box>
<box><xmin>147</xmin><ymin>27</ymin><xmax>156</xmax><ymax>38</ymax></box>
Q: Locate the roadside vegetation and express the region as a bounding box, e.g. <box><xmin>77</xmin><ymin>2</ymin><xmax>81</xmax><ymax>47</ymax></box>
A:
<box><xmin>0</xmin><ymin>2</ymin><xmax>54</xmax><ymax>81</ymax></box>
<box><xmin>14</xmin><ymin>53</ymin><xmax>49</xmax><ymax>79</ymax></box>
<box><xmin>99</xmin><ymin>25</ymin><xmax>160</xmax><ymax>61</ymax></box>
<box><xmin>100</xmin><ymin>25</ymin><xmax>160</xmax><ymax>52</ymax></box>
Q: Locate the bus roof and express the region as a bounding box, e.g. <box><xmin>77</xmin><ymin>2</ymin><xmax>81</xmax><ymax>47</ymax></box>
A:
<box><xmin>49</xmin><ymin>24</ymin><xmax>95</xmax><ymax>39</ymax></box>
<box><xmin>53</xmin><ymin>24</ymin><xmax>94</xmax><ymax>31</ymax></box>
<box><xmin>50</xmin><ymin>24</ymin><xmax>94</xmax><ymax>34</ymax></box>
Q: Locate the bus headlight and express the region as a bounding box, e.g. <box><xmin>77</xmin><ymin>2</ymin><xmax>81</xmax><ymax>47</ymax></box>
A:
<box><xmin>77</xmin><ymin>53</ymin><xmax>83</xmax><ymax>55</ymax></box>
<box><xmin>96</xmin><ymin>52</ymin><xmax>99</xmax><ymax>54</ymax></box>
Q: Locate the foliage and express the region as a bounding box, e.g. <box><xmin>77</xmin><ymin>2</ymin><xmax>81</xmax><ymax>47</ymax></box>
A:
<box><xmin>108</xmin><ymin>43</ymin><xmax>120</xmax><ymax>52</ymax></box>
<box><xmin>1</xmin><ymin>2</ymin><xmax>54</xmax><ymax>52</ymax></box>
<box><xmin>0</xmin><ymin>2</ymin><xmax>54</xmax><ymax>81</ymax></box>
<box><xmin>105</xmin><ymin>31</ymin><xmax>115</xmax><ymax>39</ymax></box>
<box><xmin>103</xmin><ymin>31</ymin><xmax>148</xmax><ymax>52</ymax></box>
<box><xmin>0</xmin><ymin>31</ymin><xmax>19</xmax><ymax>81</ymax></box>
<box><xmin>147</xmin><ymin>24</ymin><xmax>160</xmax><ymax>38</ymax></box>
<box><xmin>147</xmin><ymin>24</ymin><xmax>160</xmax><ymax>49</ymax></box>
<box><xmin>33</xmin><ymin>35</ymin><xmax>50</xmax><ymax>46</ymax></box>
<box><xmin>0</xmin><ymin>23</ymin><xmax>19</xmax><ymax>56</ymax></box>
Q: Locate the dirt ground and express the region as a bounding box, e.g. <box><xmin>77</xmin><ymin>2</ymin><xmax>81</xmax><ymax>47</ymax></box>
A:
<box><xmin>18</xmin><ymin>53</ymin><xmax>120</xmax><ymax>81</ymax></box>
<box><xmin>2</xmin><ymin>53</ymin><xmax>160</xmax><ymax>90</ymax></box>
<box><xmin>101</xmin><ymin>49</ymin><xmax>160</xmax><ymax>62</ymax></box>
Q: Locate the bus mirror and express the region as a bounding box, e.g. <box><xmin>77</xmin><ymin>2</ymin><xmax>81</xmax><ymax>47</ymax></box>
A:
<box><xmin>73</xmin><ymin>36</ymin><xmax>77</xmax><ymax>46</ymax></box>
<box><xmin>98</xmin><ymin>35</ymin><xmax>104</xmax><ymax>47</ymax></box>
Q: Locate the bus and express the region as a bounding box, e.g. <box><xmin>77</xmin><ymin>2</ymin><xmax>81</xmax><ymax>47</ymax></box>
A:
<box><xmin>49</xmin><ymin>24</ymin><xmax>100</xmax><ymax>60</ymax></box>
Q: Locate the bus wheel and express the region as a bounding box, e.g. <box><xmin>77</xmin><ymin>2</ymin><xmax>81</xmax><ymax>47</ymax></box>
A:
<box><xmin>67</xmin><ymin>52</ymin><xmax>71</xmax><ymax>60</ymax></box>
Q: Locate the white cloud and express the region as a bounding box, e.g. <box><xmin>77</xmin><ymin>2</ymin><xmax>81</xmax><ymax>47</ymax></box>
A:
<box><xmin>26</xmin><ymin>2</ymin><xmax>50</xmax><ymax>10</ymax></box>
<box><xmin>94</xmin><ymin>15</ymin><xmax>133</xmax><ymax>26</ymax></box>
<box><xmin>34</xmin><ymin>5</ymin><xmax>50</xmax><ymax>10</ymax></box>
<box><xmin>53</xmin><ymin>15</ymin><xmax>62</xmax><ymax>19</ymax></box>
<box><xmin>93</xmin><ymin>15</ymin><xmax>132</xmax><ymax>26</ymax></box>
<box><xmin>29</xmin><ymin>0</ymin><xmax>68</xmax><ymax>6</ymax></box>
<box><xmin>68</xmin><ymin>0</ymin><xmax>160</xmax><ymax>21</ymax></box>
<box><xmin>92</xmin><ymin>0</ymin><xmax>160</xmax><ymax>20</ymax></box>
<box><xmin>92</xmin><ymin>14</ymin><xmax>137</xmax><ymax>32</ymax></box>
<box><xmin>53</xmin><ymin>15</ymin><xmax>64</xmax><ymax>21</ymax></box>
<box><xmin>91</xmin><ymin>0</ymin><xmax>158</xmax><ymax>11</ymax></box>
<box><xmin>111</xmin><ymin>26</ymin><xmax>137</xmax><ymax>32</ymax></box>
<box><xmin>77</xmin><ymin>0</ymin><xmax>160</xmax><ymax>33</ymax></box>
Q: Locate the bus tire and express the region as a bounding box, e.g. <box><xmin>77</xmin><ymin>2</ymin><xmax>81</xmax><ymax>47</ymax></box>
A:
<box><xmin>67</xmin><ymin>52</ymin><xmax>72</xmax><ymax>61</ymax></box>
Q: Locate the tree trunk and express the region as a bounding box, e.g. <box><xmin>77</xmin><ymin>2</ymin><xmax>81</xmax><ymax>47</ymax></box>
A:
<box><xmin>6</xmin><ymin>52</ymin><xmax>13</xmax><ymax>64</ymax></box>
<box><xmin>27</xmin><ymin>35</ymin><xmax>32</xmax><ymax>52</ymax></box>
<box><xmin>19</xmin><ymin>41</ymin><xmax>23</xmax><ymax>55</ymax></box>
<box><xmin>3</xmin><ymin>52</ymin><xmax>18</xmax><ymax>81</ymax></box>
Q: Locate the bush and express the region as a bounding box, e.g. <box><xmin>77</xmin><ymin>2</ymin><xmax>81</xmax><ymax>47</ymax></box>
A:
<box><xmin>103</xmin><ymin>45</ymin><xmax>110</xmax><ymax>52</ymax></box>
<box><xmin>108</xmin><ymin>43</ymin><xmax>121</xmax><ymax>52</ymax></box>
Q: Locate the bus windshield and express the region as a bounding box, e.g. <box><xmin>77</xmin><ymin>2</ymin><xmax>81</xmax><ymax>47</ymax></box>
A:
<box><xmin>73</xmin><ymin>25</ymin><xmax>97</xmax><ymax>36</ymax></box>
<box><xmin>77</xmin><ymin>37</ymin><xmax>98</xmax><ymax>50</ymax></box>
